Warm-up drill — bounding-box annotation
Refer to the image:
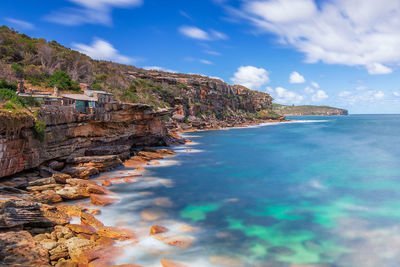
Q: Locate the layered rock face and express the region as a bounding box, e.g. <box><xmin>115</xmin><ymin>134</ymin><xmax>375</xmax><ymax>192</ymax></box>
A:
<box><xmin>130</xmin><ymin>71</ymin><xmax>274</xmax><ymax>123</ymax></box>
<box><xmin>0</xmin><ymin>103</ymin><xmax>172</xmax><ymax>178</ymax></box>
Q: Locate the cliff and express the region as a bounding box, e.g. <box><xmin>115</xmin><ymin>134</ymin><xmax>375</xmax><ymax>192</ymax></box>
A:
<box><xmin>0</xmin><ymin>25</ymin><xmax>278</xmax><ymax>129</ymax></box>
<box><xmin>272</xmin><ymin>104</ymin><xmax>348</xmax><ymax>116</ymax></box>
<box><xmin>0</xmin><ymin>103</ymin><xmax>175</xmax><ymax>178</ymax></box>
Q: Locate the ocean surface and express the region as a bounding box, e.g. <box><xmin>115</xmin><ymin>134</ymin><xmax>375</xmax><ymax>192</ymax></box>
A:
<box><xmin>97</xmin><ymin>115</ymin><xmax>400</xmax><ymax>267</ymax></box>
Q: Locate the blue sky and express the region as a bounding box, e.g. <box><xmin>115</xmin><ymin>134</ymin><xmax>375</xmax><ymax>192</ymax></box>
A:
<box><xmin>1</xmin><ymin>0</ymin><xmax>400</xmax><ymax>114</ymax></box>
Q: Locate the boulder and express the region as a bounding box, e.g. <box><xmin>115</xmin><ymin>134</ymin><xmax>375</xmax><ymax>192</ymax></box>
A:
<box><xmin>62</xmin><ymin>167</ymin><xmax>99</xmax><ymax>180</ymax></box>
<box><xmin>34</xmin><ymin>190</ymin><xmax>63</xmax><ymax>204</ymax></box>
<box><xmin>90</xmin><ymin>194</ymin><xmax>117</xmax><ymax>206</ymax></box>
<box><xmin>49</xmin><ymin>244</ymin><xmax>69</xmax><ymax>261</ymax></box>
<box><xmin>28</xmin><ymin>177</ymin><xmax>56</xmax><ymax>187</ymax></box>
<box><xmin>150</xmin><ymin>225</ymin><xmax>168</xmax><ymax>235</ymax></box>
<box><xmin>67</xmin><ymin>224</ymin><xmax>97</xmax><ymax>235</ymax></box>
<box><xmin>63</xmin><ymin>237</ymin><xmax>94</xmax><ymax>262</ymax></box>
<box><xmin>80</xmin><ymin>212</ymin><xmax>103</xmax><ymax>229</ymax></box>
<box><xmin>49</xmin><ymin>161</ymin><xmax>65</xmax><ymax>171</ymax></box>
<box><xmin>39</xmin><ymin>166</ymin><xmax>60</xmax><ymax>178</ymax></box>
<box><xmin>52</xmin><ymin>225</ymin><xmax>75</xmax><ymax>240</ymax></box>
<box><xmin>56</xmin><ymin>186</ymin><xmax>89</xmax><ymax>200</ymax></box>
<box><xmin>97</xmin><ymin>226</ymin><xmax>136</xmax><ymax>241</ymax></box>
<box><xmin>52</xmin><ymin>174</ymin><xmax>72</xmax><ymax>184</ymax></box>
<box><xmin>0</xmin><ymin>231</ymin><xmax>50</xmax><ymax>266</ymax></box>
<box><xmin>102</xmin><ymin>179</ymin><xmax>112</xmax><ymax>187</ymax></box>
<box><xmin>55</xmin><ymin>259</ymin><xmax>78</xmax><ymax>267</ymax></box>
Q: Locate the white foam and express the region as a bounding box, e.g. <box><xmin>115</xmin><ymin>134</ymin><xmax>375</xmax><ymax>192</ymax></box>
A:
<box><xmin>174</xmin><ymin>149</ymin><xmax>204</xmax><ymax>153</ymax></box>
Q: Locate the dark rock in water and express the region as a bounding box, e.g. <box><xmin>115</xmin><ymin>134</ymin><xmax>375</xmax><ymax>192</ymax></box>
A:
<box><xmin>268</xmin><ymin>246</ymin><xmax>295</xmax><ymax>255</ymax></box>
<box><xmin>303</xmin><ymin>240</ymin><xmax>323</xmax><ymax>251</ymax></box>
<box><xmin>0</xmin><ymin>231</ymin><xmax>50</xmax><ymax>266</ymax></box>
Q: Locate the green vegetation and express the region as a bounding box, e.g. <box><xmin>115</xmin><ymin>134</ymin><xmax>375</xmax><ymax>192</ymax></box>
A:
<box><xmin>272</xmin><ymin>104</ymin><xmax>348</xmax><ymax>116</ymax></box>
<box><xmin>33</xmin><ymin>120</ymin><xmax>45</xmax><ymax>142</ymax></box>
<box><xmin>0</xmin><ymin>79</ymin><xmax>17</xmax><ymax>91</ymax></box>
<box><xmin>0</xmin><ymin>88</ymin><xmax>39</xmax><ymax>109</ymax></box>
<box><xmin>46</xmin><ymin>70</ymin><xmax>80</xmax><ymax>91</ymax></box>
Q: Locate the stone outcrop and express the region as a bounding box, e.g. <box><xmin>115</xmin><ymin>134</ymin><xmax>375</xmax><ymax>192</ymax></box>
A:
<box><xmin>0</xmin><ymin>103</ymin><xmax>177</xmax><ymax>179</ymax></box>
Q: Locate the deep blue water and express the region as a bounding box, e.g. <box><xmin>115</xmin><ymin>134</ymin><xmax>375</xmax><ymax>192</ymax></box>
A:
<box><xmin>99</xmin><ymin>115</ymin><xmax>400</xmax><ymax>267</ymax></box>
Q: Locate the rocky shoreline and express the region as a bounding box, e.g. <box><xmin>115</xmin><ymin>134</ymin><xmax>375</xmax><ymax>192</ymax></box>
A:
<box><xmin>0</xmin><ymin>118</ymin><xmax>288</xmax><ymax>267</ymax></box>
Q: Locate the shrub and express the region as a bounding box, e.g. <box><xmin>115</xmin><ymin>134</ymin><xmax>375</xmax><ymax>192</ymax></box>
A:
<box><xmin>11</xmin><ymin>63</ymin><xmax>24</xmax><ymax>78</ymax></box>
<box><xmin>33</xmin><ymin>120</ymin><xmax>45</xmax><ymax>142</ymax></box>
<box><xmin>0</xmin><ymin>79</ymin><xmax>18</xmax><ymax>91</ymax></box>
<box><xmin>0</xmin><ymin>88</ymin><xmax>39</xmax><ymax>107</ymax></box>
<box><xmin>47</xmin><ymin>70</ymin><xmax>80</xmax><ymax>91</ymax></box>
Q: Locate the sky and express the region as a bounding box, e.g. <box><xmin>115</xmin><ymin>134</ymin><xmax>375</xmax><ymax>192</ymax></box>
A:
<box><xmin>2</xmin><ymin>0</ymin><xmax>400</xmax><ymax>114</ymax></box>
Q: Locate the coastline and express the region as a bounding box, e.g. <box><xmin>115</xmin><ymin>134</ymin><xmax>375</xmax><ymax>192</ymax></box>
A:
<box><xmin>0</xmin><ymin>118</ymin><xmax>292</xmax><ymax>266</ymax></box>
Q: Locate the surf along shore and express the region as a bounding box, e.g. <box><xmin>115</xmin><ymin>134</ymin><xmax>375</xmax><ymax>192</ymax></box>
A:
<box><xmin>0</xmin><ymin>118</ymin><xmax>287</xmax><ymax>267</ymax></box>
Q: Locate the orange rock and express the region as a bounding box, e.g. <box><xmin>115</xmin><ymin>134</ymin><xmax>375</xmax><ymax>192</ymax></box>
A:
<box><xmin>90</xmin><ymin>194</ymin><xmax>118</xmax><ymax>206</ymax></box>
<box><xmin>153</xmin><ymin>197</ymin><xmax>173</xmax><ymax>207</ymax></box>
<box><xmin>152</xmin><ymin>160</ymin><xmax>160</xmax><ymax>165</ymax></box>
<box><xmin>67</xmin><ymin>224</ymin><xmax>97</xmax><ymax>235</ymax></box>
<box><xmin>57</xmin><ymin>205</ymin><xmax>83</xmax><ymax>217</ymax></box>
<box><xmin>123</xmin><ymin>178</ymin><xmax>136</xmax><ymax>183</ymax></box>
<box><xmin>161</xmin><ymin>259</ymin><xmax>188</xmax><ymax>267</ymax></box>
<box><xmin>97</xmin><ymin>226</ymin><xmax>136</xmax><ymax>241</ymax></box>
<box><xmin>153</xmin><ymin>235</ymin><xmax>194</xmax><ymax>249</ymax></box>
<box><xmin>209</xmin><ymin>255</ymin><xmax>244</xmax><ymax>267</ymax></box>
<box><xmin>86</xmin><ymin>183</ymin><xmax>110</xmax><ymax>195</ymax></box>
<box><xmin>91</xmin><ymin>235</ymin><xmax>115</xmax><ymax>246</ymax></box>
<box><xmin>102</xmin><ymin>179</ymin><xmax>112</xmax><ymax>187</ymax></box>
<box><xmin>141</xmin><ymin>209</ymin><xmax>164</xmax><ymax>221</ymax></box>
<box><xmin>81</xmin><ymin>212</ymin><xmax>104</xmax><ymax>229</ymax></box>
<box><xmin>150</xmin><ymin>225</ymin><xmax>168</xmax><ymax>235</ymax></box>
<box><xmin>135</xmin><ymin>166</ymin><xmax>145</xmax><ymax>172</ymax></box>
<box><xmin>77</xmin><ymin>233</ymin><xmax>92</xmax><ymax>240</ymax></box>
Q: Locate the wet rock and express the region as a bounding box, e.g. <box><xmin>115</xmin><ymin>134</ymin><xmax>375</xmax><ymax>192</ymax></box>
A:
<box><xmin>141</xmin><ymin>208</ymin><xmax>164</xmax><ymax>221</ymax></box>
<box><xmin>86</xmin><ymin>183</ymin><xmax>109</xmax><ymax>195</ymax></box>
<box><xmin>102</xmin><ymin>179</ymin><xmax>112</xmax><ymax>186</ymax></box>
<box><xmin>81</xmin><ymin>212</ymin><xmax>104</xmax><ymax>229</ymax></box>
<box><xmin>91</xmin><ymin>235</ymin><xmax>115</xmax><ymax>246</ymax></box>
<box><xmin>39</xmin><ymin>166</ymin><xmax>59</xmax><ymax>178</ymax></box>
<box><xmin>150</xmin><ymin>225</ymin><xmax>169</xmax><ymax>235</ymax></box>
<box><xmin>90</xmin><ymin>194</ymin><xmax>117</xmax><ymax>206</ymax></box>
<box><xmin>27</xmin><ymin>183</ymin><xmax>62</xmax><ymax>192</ymax></box>
<box><xmin>153</xmin><ymin>235</ymin><xmax>194</xmax><ymax>249</ymax></box>
<box><xmin>97</xmin><ymin>226</ymin><xmax>136</xmax><ymax>241</ymax></box>
<box><xmin>154</xmin><ymin>197</ymin><xmax>173</xmax><ymax>207</ymax></box>
<box><xmin>161</xmin><ymin>259</ymin><xmax>188</xmax><ymax>267</ymax></box>
<box><xmin>0</xmin><ymin>231</ymin><xmax>50</xmax><ymax>266</ymax></box>
<box><xmin>209</xmin><ymin>255</ymin><xmax>244</xmax><ymax>267</ymax></box>
<box><xmin>67</xmin><ymin>224</ymin><xmax>97</xmax><ymax>235</ymax></box>
<box><xmin>137</xmin><ymin>151</ymin><xmax>164</xmax><ymax>160</ymax></box>
<box><xmin>56</xmin><ymin>205</ymin><xmax>83</xmax><ymax>218</ymax></box>
<box><xmin>52</xmin><ymin>174</ymin><xmax>72</xmax><ymax>184</ymax></box>
<box><xmin>56</xmin><ymin>186</ymin><xmax>89</xmax><ymax>200</ymax></box>
<box><xmin>68</xmin><ymin>155</ymin><xmax>122</xmax><ymax>172</ymax></box>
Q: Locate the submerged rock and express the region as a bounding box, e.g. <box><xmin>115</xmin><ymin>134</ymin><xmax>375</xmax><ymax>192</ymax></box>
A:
<box><xmin>161</xmin><ymin>259</ymin><xmax>188</xmax><ymax>267</ymax></box>
<box><xmin>150</xmin><ymin>225</ymin><xmax>169</xmax><ymax>235</ymax></box>
<box><xmin>90</xmin><ymin>194</ymin><xmax>118</xmax><ymax>206</ymax></box>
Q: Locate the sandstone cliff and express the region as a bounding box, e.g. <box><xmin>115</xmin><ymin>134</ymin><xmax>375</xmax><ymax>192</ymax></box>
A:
<box><xmin>0</xmin><ymin>103</ymin><xmax>174</xmax><ymax>178</ymax></box>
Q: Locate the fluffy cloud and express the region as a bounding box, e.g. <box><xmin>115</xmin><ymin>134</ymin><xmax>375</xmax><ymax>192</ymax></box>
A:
<box><xmin>289</xmin><ymin>71</ymin><xmax>306</xmax><ymax>83</ymax></box>
<box><xmin>338</xmin><ymin>90</ymin><xmax>386</xmax><ymax>104</ymax></box>
<box><xmin>304</xmin><ymin>86</ymin><xmax>314</xmax><ymax>94</ymax></box>
<box><xmin>311</xmin><ymin>90</ymin><xmax>328</xmax><ymax>102</ymax></box>
<box><xmin>311</xmin><ymin>81</ymin><xmax>320</xmax><ymax>88</ymax></box>
<box><xmin>5</xmin><ymin>18</ymin><xmax>34</xmax><ymax>29</ymax></box>
<box><xmin>231</xmin><ymin>66</ymin><xmax>270</xmax><ymax>90</ymax></box>
<box><xmin>237</xmin><ymin>0</ymin><xmax>400</xmax><ymax>74</ymax></box>
<box><xmin>199</xmin><ymin>59</ymin><xmax>213</xmax><ymax>65</ymax></box>
<box><xmin>46</xmin><ymin>0</ymin><xmax>142</xmax><ymax>26</ymax></box>
<box><xmin>179</xmin><ymin>26</ymin><xmax>228</xmax><ymax>41</ymax></box>
<box><xmin>268</xmin><ymin>86</ymin><xmax>304</xmax><ymax>104</ymax></box>
<box><xmin>72</xmin><ymin>38</ymin><xmax>132</xmax><ymax>63</ymax></box>
<box><xmin>393</xmin><ymin>92</ymin><xmax>400</xmax><ymax>97</ymax></box>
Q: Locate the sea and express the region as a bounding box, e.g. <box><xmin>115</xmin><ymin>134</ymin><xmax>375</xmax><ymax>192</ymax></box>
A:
<box><xmin>96</xmin><ymin>115</ymin><xmax>400</xmax><ymax>267</ymax></box>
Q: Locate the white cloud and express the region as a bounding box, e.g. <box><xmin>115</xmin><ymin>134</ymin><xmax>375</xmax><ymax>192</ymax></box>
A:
<box><xmin>339</xmin><ymin>91</ymin><xmax>352</xmax><ymax>97</ymax></box>
<box><xmin>356</xmin><ymin>86</ymin><xmax>368</xmax><ymax>91</ymax></box>
<box><xmin>366</xmin><ymin>63</ymin><xmax>393</xmax><ymax>75</ymax></box>
<box><xmin>5</xmin><ymin>18</ymin><xmax>35</xmax><ymax>30</ymax></box>
<box><xmin>237</xmin><ymin>0</ymin><xmax>400</xmax><ymax>74</ymax></box>
<box><xmin>289</xmin><ymin>71</ymin><xmax>306</xmax><ymax>83</ymax></box>
<box><xmin>46</xmin><ymin>0</ymin><xmax>142</xmax><ymax>26</ymax></box>
<box><xmin>311</xmin><ymin>81</ymin><xmax>320</xmax><ymax>88</ymax></box>
<box><xmin>312</xmin><ymin>90</ymin><xmax>328</xmax><ymax>102</ymax></box>
<box><xmin>274</xmin><ymin>86</ymin><xmax>304</xmax><ymax>104</ymax></box>
<box><xmin>304</xmin><ymin>86</ymin><xmax>315</xmax><ymax>94</ymax></box>
<box><xmin>199</xmin><ymin>59</ymin><xmax>213</xmax><ymax>65</ymax></box>
<box><xmin>143</xmin><ymin>66</ymin><xmax>178</xmax><ymax>73</ymax></box>
<box><xmin>204</xmin><ymin>50</ymin><xmax>222</xmax><ymax>56</ymax></box>
<box><xmin>374</xmin><ymin>91</ymin><xmax>385</xmax><ymax>100</ymax></box>
<box><xmin>339</xmin><ymin>90</ymin><xmax>386</xmax><ymax>105</ymax></box>
<box><xmin>393</xmin><ymin>92</ymin><xmax>400</xmax><ymax>97</ymax></box>
<box><xmin>179</xmin><ymin>26</ymin><xmax>228</xmax><ymax>41</ymax></box>
<box><xmin>231</xmin><ymin>66</ymin><xmax>270</xmax><ymax>90</ymax></box>
<box><xmin>72</xmin><ymin>38</ymin><xmax>132</xmax><ymax>64</ymax></box>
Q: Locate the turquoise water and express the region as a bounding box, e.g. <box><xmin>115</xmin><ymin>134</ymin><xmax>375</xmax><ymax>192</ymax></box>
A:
<box><xmin>100</xmin><ymin>115</ymin><xmax>400</xmax><ymax>267</ymax></box>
